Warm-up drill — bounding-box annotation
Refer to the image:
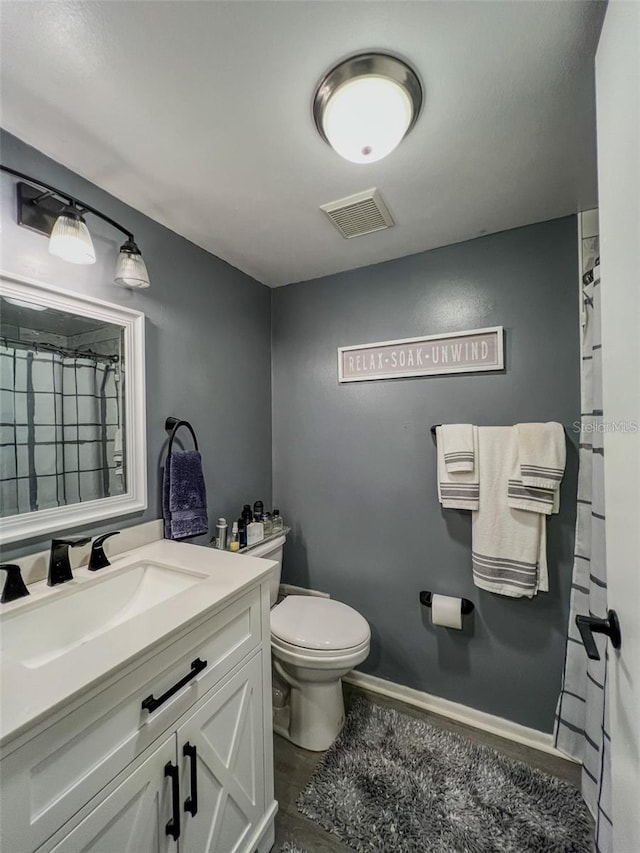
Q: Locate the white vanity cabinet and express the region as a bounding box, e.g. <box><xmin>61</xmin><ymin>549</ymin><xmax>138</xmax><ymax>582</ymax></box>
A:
<box><xmin>0</xmin><ymin>582</ymin><xmax>276</xmax><ymax>853</ymax></box>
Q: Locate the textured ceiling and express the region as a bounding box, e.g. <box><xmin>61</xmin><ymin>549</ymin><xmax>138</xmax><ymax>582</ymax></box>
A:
<box><xmin>0</xmin><ymin>1</ymin><xmax>605</xmax><ymax>286</ymax></box>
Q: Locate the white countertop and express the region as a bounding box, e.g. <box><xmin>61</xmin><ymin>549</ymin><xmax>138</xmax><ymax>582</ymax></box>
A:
<box><xmin>0</xmin><ymin>539</ymin><xmax>276</xmax><ymax>748</ymax></box>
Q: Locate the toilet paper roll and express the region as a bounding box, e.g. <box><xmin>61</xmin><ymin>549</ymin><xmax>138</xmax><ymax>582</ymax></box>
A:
<box><xmin>431</xmin><ymin>594</ymin><xmax>463</xmax><ymax>630</ymax></box>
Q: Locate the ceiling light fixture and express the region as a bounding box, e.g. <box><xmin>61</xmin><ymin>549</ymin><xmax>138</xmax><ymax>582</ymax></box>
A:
<box><xmin>2</xmin><ymin>296</ymin><xmax>48</xmax><ymax>311</ymax></box>
<box><xmin>0</xmin><ymin>165</ymin><xmax>151</xmax><ymax>289</ymax></box>
<box><xmin>313</xmin><ymin>52</ymin><xmax>423</xmax><ymax>164</ymax></box>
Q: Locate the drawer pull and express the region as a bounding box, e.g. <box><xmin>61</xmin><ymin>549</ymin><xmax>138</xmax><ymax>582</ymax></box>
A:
<box><xmin>164</xmin><ymin>761</ymin><xmax>181</xmax><ymax>840</ymax></box>
<box><xmin>183</xmin><ymin>742</ymin><xmax>198</xmax><ymax>816</ymax></box>
<box><xmin>142</xmin><ymin>658</ymin><xmax>207</xmax><ymax>713</ymax></box>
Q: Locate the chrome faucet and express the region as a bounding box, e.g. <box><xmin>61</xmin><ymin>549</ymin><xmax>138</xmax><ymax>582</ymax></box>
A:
<box><xmin>48</xmin><ymin>537</ymin><xmax>91</xmax><ymax>586</ymax></box>
<box><xmin>0</xmin><ymin>564</ymin><xmax>30</xmax><ymax>603</ymax></box>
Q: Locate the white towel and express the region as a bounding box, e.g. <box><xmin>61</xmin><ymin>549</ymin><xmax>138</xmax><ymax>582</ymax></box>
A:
<box><xmin>436</xmin><ymin>426</ymin><xmax>479</xmax><ymax>510</ymax></box>
<box><xmin>507</xmin><ymin>474</ymin><xmax>560</xmax><ymax>516</ymax></box>
<box><xmin>516</xmin><ymin>422</ymin><xmax>566</xmax><ymax>490</ymax></box>
<box><xmin>440</xmin><ymin>424</ymin><xmax>475</xmax><ymax>473</ymax></box>
<box><xmin>471</xmin><ymin>427</ymin><xmax>547</xmax><ymax>598</ymax></box>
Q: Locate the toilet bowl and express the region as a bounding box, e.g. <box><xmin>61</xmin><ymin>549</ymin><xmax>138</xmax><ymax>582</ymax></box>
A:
<box><xmin>243</xmin><ymin>534</ymin><xmax>371</xmax><ymax>751</ymax></box>
<box><xmin>270</xmin><ymin>595</ymin><xmax>370</xmax><ymax>751</ymax></box>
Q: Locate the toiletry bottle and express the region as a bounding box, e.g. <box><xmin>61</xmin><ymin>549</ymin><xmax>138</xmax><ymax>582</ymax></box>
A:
<box><xmin>215</xmin><ymin>518</ymin><xmax>227</xmax><ymax>550</ymax></box>
<box><xmin>263</xmin><ymin>512</ymin><xmax>273</xmax><ymax>537</ymax></box>
<box><xmin>253</xmin><ymin>500</ymin><xmax>264</xmax><ymax>521</ymax></box>
<box><xmin>229</xmin><ymin>521</ymin><xmax>240</xmax><ymax>552</ymax></box>
<box><xmin>238</xmin><ymin>517</ymin><xmax>247</xmax><ymax>549</ymax></box>
<box><xmin>242</xmin><ymin>504</ymin><xmax>253</xmax><ymax>525</ymax></box>
<box><xmin>246</xmin><ymin>519</ymin><xmax>264</xmax><ymax>546</ymax></box>
<box><xmin>272</xmin><ymin>509</ymin><xmax>283</xmax><ymax>532</ymax></box>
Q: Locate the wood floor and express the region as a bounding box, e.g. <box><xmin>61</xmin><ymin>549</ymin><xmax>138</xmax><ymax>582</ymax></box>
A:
<box><xmin>271</xmin><ymin>683</ymin><xmax>583</xmax><ymax>853</ymax></box>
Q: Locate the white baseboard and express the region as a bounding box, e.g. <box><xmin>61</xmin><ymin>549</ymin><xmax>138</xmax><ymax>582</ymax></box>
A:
<box><xmin>279</xmin><ymin>583</ymin><xmax>330</xmax><ymax>599</ymax></box>
<box><xmin>344</xmin><ymin>670</ymin><xmax>577</xmax><ymax>762</ymax></box>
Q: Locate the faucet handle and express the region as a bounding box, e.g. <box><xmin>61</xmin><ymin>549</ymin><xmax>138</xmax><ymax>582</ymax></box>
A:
<box><xmin>0</xmin><ymin>564</ymin><xmax>30</xmax><ymax>604</ymax></box>
<box><xmin>89</xmin><ymin>531</ymin><xmax>121</xmax><ymax>571</ymax></box>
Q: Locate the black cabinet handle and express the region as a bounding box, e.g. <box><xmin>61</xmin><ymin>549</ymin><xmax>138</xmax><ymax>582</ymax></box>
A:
<box><xmin>576</xmin><ymin>610</ymin><xmax>622</xmax><ymax>661</ymax></box>
<box><xmin>164</xmin><ymin>761</ymin><xmax>180</xmax><ymax>840</ymax></box>
<box><xmin>141</xmin><ymin>658</ymin><xmax>207</xmax><ymax>714</ymax></box>
<box><xmin>183</xmin><ymin>742</ymin><xmax>198</xmax><ymax>816</ymax></box>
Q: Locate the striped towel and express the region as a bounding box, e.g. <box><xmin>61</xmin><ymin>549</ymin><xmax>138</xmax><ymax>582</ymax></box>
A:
<box><xmin>440</xmin><ymin>423</ymin><xmax>475</xmax><ymax>473</ymax></box>
<box><xmin>436</xmin><ymin>426</ymin><xmax>479</xmax><ymax>510</ymax></box>
<box><xmin>472</xmin><ymin>427</ymin><xmax>547</xmax><ymax>598</ymax></box>
<box><xmin>507</xmin><ymin>478</ymin><xmax>560</xmax><ymax>515</ymax></box>
<box><xmin>516</xmin><ymin>422</ymin><xmax>566</xmax><ymax>490</ymax></box>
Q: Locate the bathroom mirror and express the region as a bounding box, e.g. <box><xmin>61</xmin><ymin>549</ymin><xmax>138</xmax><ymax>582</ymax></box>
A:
<box><xmin>0</xmin><ymin>272</ymin><xmax>146</xmax><ymax>544</ymax></box>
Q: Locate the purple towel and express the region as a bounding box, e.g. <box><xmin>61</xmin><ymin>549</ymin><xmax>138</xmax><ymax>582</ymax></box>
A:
<box><xmin>162</xmin><ymin>450</ymin><xmax>209</xmax><ymax>540</ymax></box>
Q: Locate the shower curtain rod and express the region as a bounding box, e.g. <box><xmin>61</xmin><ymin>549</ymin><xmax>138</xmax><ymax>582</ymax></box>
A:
<box><xmin>1</xmin><ymin>335</ymin><xmax>119</xmax><ymax>365</ymax></box>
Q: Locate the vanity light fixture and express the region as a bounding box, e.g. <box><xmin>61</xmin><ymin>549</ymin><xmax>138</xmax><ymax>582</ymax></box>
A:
<box><xmin>48</xmin><ymin>203</ymin><xmax>96</xmax><ymax>265</ymax></box>
<box><xmin>114</xmin><ymin>239</ymin><xmax>150</xmax><ymax>289</ymax></box>
<box><xmin>313</xmin><ymin>52</ymin><xmax>423</xmax><ymax>164</ymax></box>
<box><xmin>0</xmin><ymin>165</ymin><xmax>151</xmax><ymax>289</ymax></box>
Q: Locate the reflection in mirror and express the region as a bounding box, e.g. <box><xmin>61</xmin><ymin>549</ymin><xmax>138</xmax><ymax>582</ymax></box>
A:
<box><xmin>1</xmin><ymin>295</ymin><xmax>126</xmax><ymax>518</ymax></box>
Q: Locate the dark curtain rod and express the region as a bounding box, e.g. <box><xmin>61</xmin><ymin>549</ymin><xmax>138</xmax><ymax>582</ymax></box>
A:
<box><xmin>1</xmin><ymin>335</ymin><xmax>119</xmax><ymax>365</ymax></box>
<box><xmin>0</xmin><ymin>164</ymin><xmax>134</xmax><ymax>241</ymax></box>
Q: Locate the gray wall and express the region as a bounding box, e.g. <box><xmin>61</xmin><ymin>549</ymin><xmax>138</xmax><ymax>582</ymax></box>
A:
<box><xmin>0</xmin><ymin>131</ymin><xmax>272</xmax><ymax>561</ymax></box>
<box><xmin>272</xmin><ymin>217</ymin><xmax>580</xmax><ymax>733</ymax></box>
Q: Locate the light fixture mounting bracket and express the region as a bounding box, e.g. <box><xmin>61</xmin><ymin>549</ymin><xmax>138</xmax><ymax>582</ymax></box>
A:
<box><xmin>16</xmin><ymin>182</ymin><xmax>68</xmax><ymax>238</ymax></box>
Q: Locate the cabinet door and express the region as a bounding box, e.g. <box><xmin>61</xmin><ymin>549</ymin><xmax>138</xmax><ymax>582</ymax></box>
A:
<box><xmin>47</xmin><ymin>735</ymin><xmax>177</xmax><ymax>853</ymax></box>
<box><xmin>178</xmin><ymin>653</ymin><xmax>265</xmax><ymax>853</ymax></box>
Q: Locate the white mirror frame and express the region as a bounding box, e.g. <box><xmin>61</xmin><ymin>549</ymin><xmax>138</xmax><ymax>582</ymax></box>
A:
<box><xmin>0</xmin><ymin>271</ymin><xmax>147</xmax><ymax>544</ymax></box>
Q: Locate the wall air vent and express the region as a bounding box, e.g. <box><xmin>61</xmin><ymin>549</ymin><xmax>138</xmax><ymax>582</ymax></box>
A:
<box><xmin>320</xmin><ymin>188</ymin><xmax>394</xmax><ymax>239</ymax></box>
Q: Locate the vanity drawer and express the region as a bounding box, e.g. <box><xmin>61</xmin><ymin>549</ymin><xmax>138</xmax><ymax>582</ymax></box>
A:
<box><xmin>0</xmin><ymin>587</ymin><xmax>262</xmax><ymax>853</ymax></box>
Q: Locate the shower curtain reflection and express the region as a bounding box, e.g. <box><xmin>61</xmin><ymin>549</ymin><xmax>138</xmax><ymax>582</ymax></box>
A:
<box><xmin>0</xmin><ymin>343</ymin><xmax>123</xmax><ymax>517</ymax></box>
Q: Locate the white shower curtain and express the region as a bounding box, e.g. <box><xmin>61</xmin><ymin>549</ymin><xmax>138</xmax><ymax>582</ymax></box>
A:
<box><xmin>554</xmin><ymin>244</ymin><xmax>612</xmax><ymax>853</ymax></box>
<box><xmin>0</xmin><ymin>345</ymin><xmax>119</xmax><ymax>514</ymax></box>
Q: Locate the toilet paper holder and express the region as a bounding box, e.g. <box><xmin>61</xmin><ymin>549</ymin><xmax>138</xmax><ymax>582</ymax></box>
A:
<box><xmin>419</xmin><ymin>590</ymin><xmax>475</xmax><ymax>615</ymax></box>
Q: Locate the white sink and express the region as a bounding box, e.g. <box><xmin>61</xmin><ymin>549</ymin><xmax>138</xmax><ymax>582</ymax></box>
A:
<box><xmin>0</xmin><ymin>562</ymin><xmax>208</xmax><ymax>669</ymax></box>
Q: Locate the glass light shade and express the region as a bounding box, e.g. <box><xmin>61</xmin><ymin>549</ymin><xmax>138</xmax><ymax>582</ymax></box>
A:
<box><xmin>48</xmin><ymin>213</ymin><xmax>96</xmax><ymax>264</ymax></box>
<box><xmin>115</xmin><ymin>249</ymin><xmax>150</xmax><ymax>289</ymax></box>
<box><xmin>322</xmin><ymin>75</ymin><xmax>413</xmax><ymax>164</ymax></box>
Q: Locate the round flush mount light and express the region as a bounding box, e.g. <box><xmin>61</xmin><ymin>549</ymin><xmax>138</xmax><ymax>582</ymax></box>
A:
<box><xmin>313</xmin><ymin>52</ymin><xmax>423</xmax><ymax>164</ymax></box>
<box><xmin>3</xmin><ymin>296</ymin><xmax>47</xmax><ymax>311</ymax></box>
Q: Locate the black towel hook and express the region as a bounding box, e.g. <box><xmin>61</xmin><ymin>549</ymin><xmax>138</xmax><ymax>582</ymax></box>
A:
<box><xmin>165</xmin><ymin>416</ymin><xmax>199</xmax><ymax>455</ymax></box>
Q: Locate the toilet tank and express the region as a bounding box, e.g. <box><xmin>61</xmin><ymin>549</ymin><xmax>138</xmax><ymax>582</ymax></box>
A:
<box><xmin>241</xmin><ymin>533</ymin><xmax>286</xmax><ymax>606</ymax></box>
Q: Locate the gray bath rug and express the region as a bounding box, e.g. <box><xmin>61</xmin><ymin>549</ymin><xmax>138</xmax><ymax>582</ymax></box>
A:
<box><xmin>278</xmin><ymin>844</ymin><xmax>307</xmax><ymax>853</ymax></box>
<box><xmin>297</xmin><ymin>698</ymin><xmax>591</xmax><ymax>853</ymax></box>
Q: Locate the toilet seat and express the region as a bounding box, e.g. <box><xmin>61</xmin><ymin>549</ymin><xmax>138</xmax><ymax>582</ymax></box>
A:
<box><xmin>271</xmin><ymin>631</ymin><xmax>370</xmax><ymax>668</ymax></box>
<box><xmin>270</xmin><ymin>595</ymin><xmax>370</xmax><ymax>651</ymax></box>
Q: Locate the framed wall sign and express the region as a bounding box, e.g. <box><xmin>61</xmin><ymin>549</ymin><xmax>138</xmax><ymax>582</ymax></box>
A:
<box><xmin>338</xmin><ymin>326</ymin><xmax>504</xmax><ymax>383</ymax></box>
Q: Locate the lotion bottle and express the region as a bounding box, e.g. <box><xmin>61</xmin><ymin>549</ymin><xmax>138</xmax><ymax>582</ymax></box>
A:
<box><xmin>229</xmin><ymin>521</ymin><xmax>240</xmax><ymax>552</ymax></box>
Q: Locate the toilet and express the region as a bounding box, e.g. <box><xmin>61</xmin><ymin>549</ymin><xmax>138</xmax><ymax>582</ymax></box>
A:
<box><xmin>245</xmin><ymin>534</ymin><xmax>370</xmax><ymax>751</ymax></box>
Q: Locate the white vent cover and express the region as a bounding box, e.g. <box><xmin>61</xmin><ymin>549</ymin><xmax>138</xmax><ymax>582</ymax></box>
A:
<box><xmin>320</xmin><ymin>188</ymin><xmax>394</xmax><ymax>239</ymax></box>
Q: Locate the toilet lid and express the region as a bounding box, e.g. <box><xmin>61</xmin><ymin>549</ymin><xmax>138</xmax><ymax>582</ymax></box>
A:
<box><xmin>271</xmin><ymin>596</ymin><xmax>370</xmax><ymax>651</ymax></box>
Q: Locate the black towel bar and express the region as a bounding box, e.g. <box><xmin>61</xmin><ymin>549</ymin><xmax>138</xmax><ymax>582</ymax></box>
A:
<box><xmin>165</xmin><ymin>416</ymin><xmax>199</xmax><ymax>454</ymax></box>
<box><xmin>430</xmin><ymin>424</ymin><xmax>442</xmax><ymax>437</ymax></box>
